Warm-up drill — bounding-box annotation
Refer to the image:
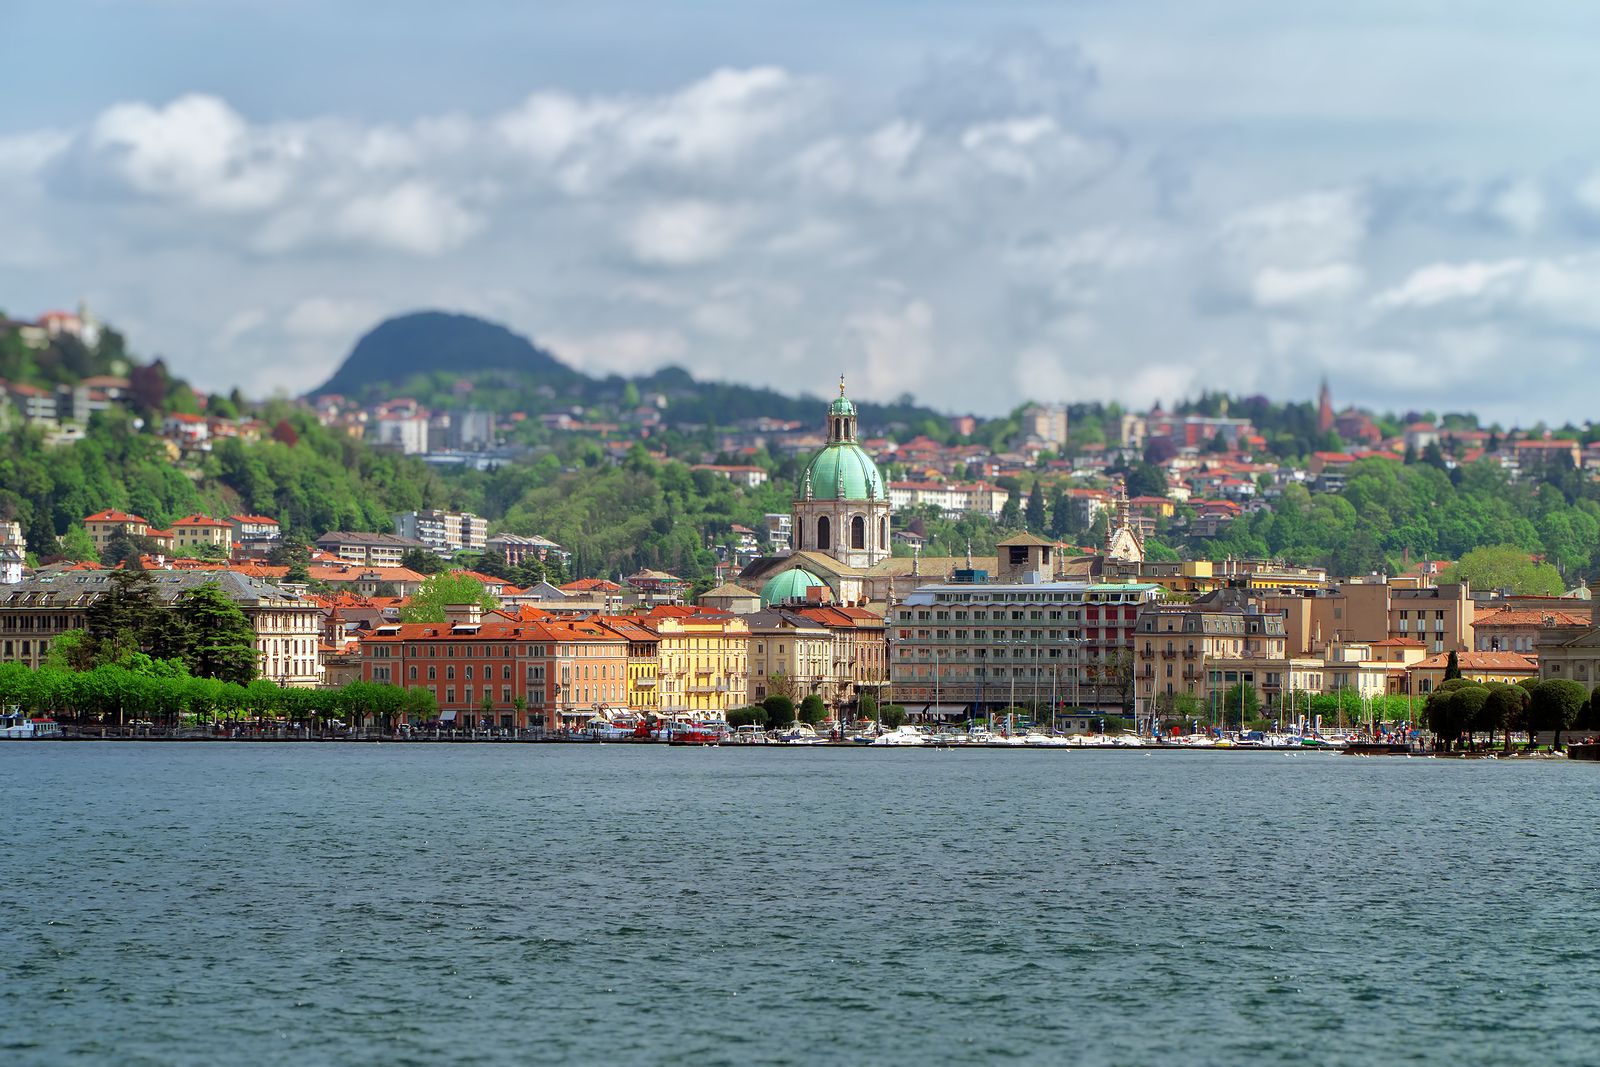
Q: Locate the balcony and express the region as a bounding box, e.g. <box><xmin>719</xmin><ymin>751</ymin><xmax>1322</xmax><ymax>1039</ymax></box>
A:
<box><xmin>1160</xmin><ymin>650</ymin><xmax>1178</xmax><ymax>660</ymax></box>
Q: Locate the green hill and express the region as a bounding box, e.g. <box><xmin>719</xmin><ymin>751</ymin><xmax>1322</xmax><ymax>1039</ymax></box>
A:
<box><xmin>314</xmin><ymin>311</ymin><xmax>580</xmax><ymax>398</ymax></box>
<box><xmin>312</xmin><ymin>310</ymin><xmax>950</xmax><ymax>431</ymax></box>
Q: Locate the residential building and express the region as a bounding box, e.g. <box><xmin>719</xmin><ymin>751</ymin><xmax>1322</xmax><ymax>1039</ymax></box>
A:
<box><xmin>691</xmin><ymin>463</ymin><xmax>770</xmax><ymax>489</ymax></box>
<box><xmin>170</xmin><ymin>514</ymin><xmax>233</xmax><ymax>554</ymax></box>
<box><xmin>84</xmin><ymin>509</ymin><xmax>151</xmax><ymax>550</ymax></box>
<box><xmin>1134</xmin><ymin>587</ymin><xmax>1290</xmax><ymax>726</ymax></box>
<box><xmin>644</xmin><ymin>611</ymin><xmax>751</xmax><ymax>718</ymax></box>
<box><xmin>698</xmin><ymin>582</ymin><xmax>763</xmax><ymax>616</ymax></box>
<box><xmin>372</xmin><ymin>414</ymin><xmax>430</xmax><ymax>455</ymax></box>
<box><xmin>1474</xmin><ymin>607</ymin><xmax>1591</xmax><ymax>654</ymax></box>
<box><xmin>746</xmin><ymin>609</ymin><xmax>834</xmax><ymax>706</ymax></box>
<box><xmin>795</xmin><ymin>604</ymin><xmax>888</xmax><ymax>713</ymax></box>
<box><xmin>1267</xmin><ymin>581</ymin><xmax>1473</xmax><ymax>658</ymax></box>
<box><xmin>359</xmin><ymin>616</ymin><xmax>629</xmax><ymax>730</ymax></box>
<box><xmin>1020</xmin><ymin>404</ymin><xmax>1068</xmax><ymax>446</ymax></box>
<box><xmin>486</xmin><ymin>533</ymin><xmax>569</xmax><ymax>566</ymax></box>
<box><xmin>393</xmin><ymin>509</ymin><xmax>488</xmax><ymax>555</ymax></box>
<box><xmin>625</xmin><ymin>569</ymin><xmax>688</xmax><ymax>608</ymax></box>
<box><xmin>594</xmin><ymin>618</ymin><xmax>661</xmax><ymax>713</ymax></box>
<box><xmin>888</xmin><ymin>480</ymin><xmax>1009</xmax><ymax>518</ymax></box>
<box><xmin>315</xmin><ymin>531</ymin><xmax>426</xmax><ymax>567</ymax></box>
<box><xmin>161</xmin><ymin>412</ymin><xmax>209</xmax><ymax>448</ymax></box>
<box><xmin>305</xmin><ymin>563</ymin><xmax>427</xmax><ymax>597</ymax></box>
<box><xmin>228</xmin><ymin>514</ymin><xmax>281</xmax><ymax>553</ymax></box>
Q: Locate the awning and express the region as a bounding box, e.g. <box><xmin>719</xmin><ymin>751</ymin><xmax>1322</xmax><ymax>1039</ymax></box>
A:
<box><xmin>440</xmin><ymin>709</ymin><xmax>458</xmax><ymax>722</ymax></box>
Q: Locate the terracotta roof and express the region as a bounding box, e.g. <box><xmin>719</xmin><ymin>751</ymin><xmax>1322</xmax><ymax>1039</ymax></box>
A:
<box><xmin>1412</xmin><ymin>651</ymin><xmax>1538</xmax><ymax>672</ymax></box>
<box><xmin>1474</xmin><ymin>608</ymin><xmax>1590</xmax><ymax>628</ymax></box>
<box><xmin>84</xmin><ymin>509</ymin><xmax>149</xmax><ymax>525</ymax></box>
<box><xmin>171</xmin><ymin>514</ymin><xmax>230</xmax><ymax>528</ymax></box>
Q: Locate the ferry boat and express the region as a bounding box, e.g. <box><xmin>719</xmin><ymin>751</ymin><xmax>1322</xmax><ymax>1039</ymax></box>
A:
<box><xmin>1</xmin><ymin>710</ymin><xmax>63</xmax><ymax>739</ymax></box>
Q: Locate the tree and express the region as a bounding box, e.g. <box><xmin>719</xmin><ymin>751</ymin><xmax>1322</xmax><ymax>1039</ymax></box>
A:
<box><xmin>858</xmin><ymin>693</ymin><xmax>879</xmax><ymax>722</ymax></box>
<box><xmin>880</xmin><ymin>705</ymin><xmax>907</xmax><ymax>728</ymax></box>
<box><xmin>1124</xmin><ymin>463</ymin><xmax>1168</xmax><ymax>500</ymax></box>
<box><xmin>1048</xmin><ymin>489</ymin><xmax>1075</xmax><ymax>541</ymax></box>
<box><xmin>1025</xmin><ymin>481</ymin><xmax>1047</xmax><ymax>534</ymax></box>
<box><xmin>101</xmin><ymin>529</ymin><xmax>154</xmax><ymax>568</ymax></box>
<box><xmin>173</xmin><ymin>582</ymin><xmax>257</xmax><ymax>685</ymax></box>
<box><xmin>1444</xmin><ymin>650</ymin><xmax>1462</xmax><ymax>680</ymax></box>
<box><xmin>1425</xmin><ymin>688</ymin><xmax>1467</xmax><ymax>750</ymax></box>
<box><xmin>1216</xmin><ymin>682</ymin><xmax>1260</xmax><ymax>727</ymax></box>
<box><xmin>765</xmin><ymin>670</ymin><xmax>800</xmax><ymax>704</ymax></box>
<box><xmin>401</xmin><ymin>548</ymin><xmax>446</xmax><ymax>576</ymax></box>
<box><xmin>42</xmin><ymin>628</ymin><xmax>98</xmax><ymax>672</ymax></box>
<box><xmin>400</xmin><ymin>572</ymin><xmax>499</xmax><ymax>623</ymax></box>
<box><xmin>761</xmin><ymin>694</ymin><xmax>795</xmax><ymax>729</ymax></box>
<box><xmin>998</xmin><ymin>494</ymin><xmax>1022</xmax><ymax>531</ymax></box>
<box><xmin>57</xmin><ymin>525</ymin><xmax>97</xmax><ymax>562</ymax></box>
<box><xmin>1441</xmin><ymin>545</ymin><xmax>1563</xmax><ymax>596</ymax></box>
<box><xmin>1530</xmin><ymin>678</ymin><xmax>1587</xmax><ymax>750</ymax></box>
<box><xmin>798</xmin><ymin>694</ymin><xmax>826</xmax><ymax>724</ymax></box>
<box><xmin>1484</xmin><ymin>684</ymin><xmax>1528</xmax><ymax>750</ymax></box>
<box><xmin>85</xmin><ymin>567</ymin><xmax>165</xmax><ymax>661</ymax></box>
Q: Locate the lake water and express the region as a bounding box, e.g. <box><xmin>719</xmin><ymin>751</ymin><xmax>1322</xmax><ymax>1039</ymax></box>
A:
<box><xmin>5</xmin><ymin>744</ymin><xmax>1600</xmax><ymax>1065</ymax></box>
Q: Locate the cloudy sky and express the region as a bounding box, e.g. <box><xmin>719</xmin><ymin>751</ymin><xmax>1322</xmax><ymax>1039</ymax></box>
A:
<box><xmin>5</xmin><ymin>1</ymin><xmax>1600</xmax><ymax>424</ymax></box>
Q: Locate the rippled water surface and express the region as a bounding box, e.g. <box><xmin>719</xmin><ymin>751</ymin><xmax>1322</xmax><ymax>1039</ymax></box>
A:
<box><xmin>5</xmin><ymin>744</ymin><xmax>1600</xmax><ymax>1065</ymax></box>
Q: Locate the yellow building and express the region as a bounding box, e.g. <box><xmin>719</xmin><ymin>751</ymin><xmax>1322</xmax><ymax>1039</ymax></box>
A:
<box><xmin>84</xmin><ymin>508</ymin><xmax>151</xmax><ymax>550</ymax></box>
<box><xmin>170</xmin><ymin>514</ymin><xmax>234</xmax><ymax>553</ymax></box>
<box><xmin>646</xmin><ymin>613</ymin><xmax>751</xmax><ymax>718</ymax></box>
<box><xmin>596</xmin><ymin>618</ymin><xmax>661</xmax><ymax>713</ymax></box>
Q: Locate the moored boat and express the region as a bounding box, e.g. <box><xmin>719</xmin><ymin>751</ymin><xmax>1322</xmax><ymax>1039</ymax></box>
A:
<box><xmin>1</xmin><ymin>710</ymin><xmax>62</xmax><ymax>739</ymax></box>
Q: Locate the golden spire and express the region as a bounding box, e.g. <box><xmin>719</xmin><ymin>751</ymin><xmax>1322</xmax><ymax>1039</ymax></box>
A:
<box><xmin>839</xmin><ymin>374</ymin><xmax>846</xmax><ymax>397</ymax></box>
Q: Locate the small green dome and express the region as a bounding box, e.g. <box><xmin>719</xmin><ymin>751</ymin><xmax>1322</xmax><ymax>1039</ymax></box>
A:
<box><xmin>801</xmin><ymin>443</ymin><xmax>887</xmax><ymax>501</ymax></box>
<box><xmin>829</xmin><ymin>395</ymin><xmax>857</xmax><ymax>417</ymax></box>
<box><xmin>761</xmin><ymin>568</ymin><xmax>829</xmax><ymax>607</ymax></box>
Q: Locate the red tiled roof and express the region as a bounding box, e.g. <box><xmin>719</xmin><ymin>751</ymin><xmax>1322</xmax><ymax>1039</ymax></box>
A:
<box><xmin>1412</xmin><ymin>651</ymin><xmax>1538</xmax><ymax>672</ymax></box>
<box><xmin>85</xmin><ymin>509</ymin><xmax>149</xmax><ymax>525</ymax></box>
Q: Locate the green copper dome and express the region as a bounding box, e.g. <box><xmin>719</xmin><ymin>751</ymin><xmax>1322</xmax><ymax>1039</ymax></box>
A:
<box><xmin>761</xmin><ymin>568</ymin><xmax>829</xmax><ymax>607</ymax></box>
<box><xmin>801</xmin><ymin>443</ymin><xmax>887</xmax><ymax>501</ymax></box>
<box><xmin>829</xmin><ymin>395</ymin><xmax>857</xmax><ymax>417</ymax></box>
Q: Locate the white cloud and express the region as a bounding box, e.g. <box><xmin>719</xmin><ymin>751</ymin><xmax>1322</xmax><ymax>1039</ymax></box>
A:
<box><xmin>85</xmin><ymin>94</ymin><xmax>299</xmax><ymax>212</ymax></box>
<box><xmin>18</xmin><ymin>29</ymin><xmax>1600</xmax><ymax>421</ymax></box>
<box><xmin>335</xmin><ymin>182</ymin><xmax>482</xmax><ymax>255</ymax></box>
<box><xmin>1374</xmin><ymin>258</ymin><xmax>1529</xmax><ymax>309</ymax></box>
<box><xmin>622</xmin><ymin>199</ymin><xmax>747</xmax><ymax>266</ymax></box>
<box><xmin>1251</xmin><ymin>262</ymin><xmax>1363</xmax><ymax>307</ymax></box>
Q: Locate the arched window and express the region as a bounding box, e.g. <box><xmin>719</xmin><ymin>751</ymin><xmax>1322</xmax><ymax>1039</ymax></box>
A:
<box><xmin>817</xmin><ymin>516</ymin><xmax>831</xmax><ymax>550</ymax></box>
<box><xmin>880</xmin><ymin>517</ymin><xmax>887</xmax><ymax>549</ymax></box>
<box><xmin>851</xmin><ymin>515</ymin><xmax>865</xmax><ymax>550</ymax></box>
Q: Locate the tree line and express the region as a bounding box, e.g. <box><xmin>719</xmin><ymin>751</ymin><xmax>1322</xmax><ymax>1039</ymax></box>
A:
<box><xmin>0</xmin><ymin>661</ymin><xmax>434</xmax><ymax>728</ymax></box>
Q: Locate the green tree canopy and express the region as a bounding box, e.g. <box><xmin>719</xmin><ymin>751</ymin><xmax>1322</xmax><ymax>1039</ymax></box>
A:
<box><xmin>399</xmin><ymin>572</ymin><xmax>499</xmax><ymax>623</ymax></box>
<box><xmin>1441</xmin><ymin>545</ymin><xmax>1564</xmax><ymax>596</ymax></box>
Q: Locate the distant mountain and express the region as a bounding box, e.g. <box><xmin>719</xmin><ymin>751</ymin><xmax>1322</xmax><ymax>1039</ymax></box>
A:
<box><xmin>314</xmin><ymin>311</ymin><xmax>580</xmax><ymax>397</ymax></box>
<box><xmin>313</xmin><ymin>309</ymin><xmax>952</xmax><ymax>430</ymax></box>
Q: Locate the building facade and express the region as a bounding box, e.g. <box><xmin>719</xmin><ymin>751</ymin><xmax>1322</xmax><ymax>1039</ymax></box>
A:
<box><xmin>393</xmin><ymin>509</ymin><xmax>489</xmax><ymax>555</ymax></box>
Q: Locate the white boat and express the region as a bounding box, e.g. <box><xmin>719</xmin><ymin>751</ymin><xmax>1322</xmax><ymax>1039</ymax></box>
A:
<box><xmin>1</xmin><ymin>710</ymin><xmax>62</xmax><ymax>739</ymax></box>
<box><xmin>871</xmin><ymin>724</ymin><xmax>927</xmax><ymax>746</ymax></box>
<box><xmin>732</xmin><ymin>725</ymin><xmax>771</xmax><ymax>744</ymax></box>
<box><xmin>776</xmin><ymin>722</ymin><xmax>822</xmax><ymax>744</ymax></box>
